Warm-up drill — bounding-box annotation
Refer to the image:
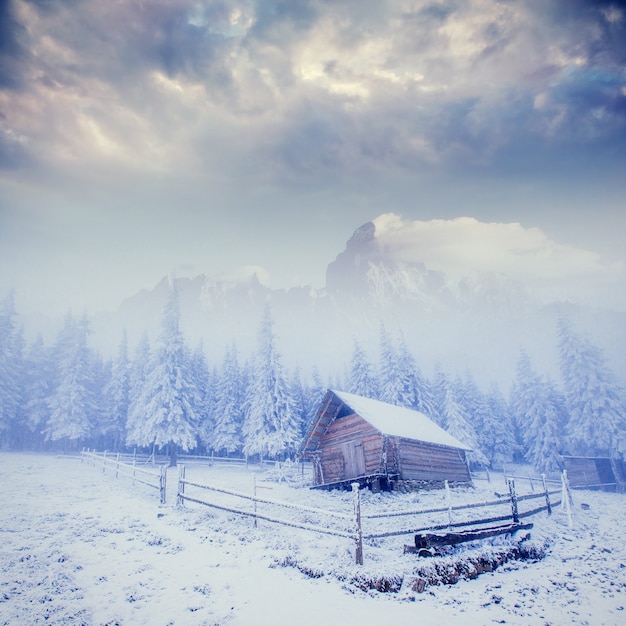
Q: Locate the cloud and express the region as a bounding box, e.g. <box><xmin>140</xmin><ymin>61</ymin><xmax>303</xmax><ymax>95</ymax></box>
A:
<box><xmin>371</xmin><ymin>213</ymin><xmax>626</xmax><ymax>307</ymax></box>
<box><xmin>1</xmin><ymin>0</ymin><xmax>624</xmax><ymax>184</ymax></box>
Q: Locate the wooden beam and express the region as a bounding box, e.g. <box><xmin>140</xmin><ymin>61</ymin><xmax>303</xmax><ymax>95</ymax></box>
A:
<box><xmin>410</xmin><ymin>522</ymin><xmax>533</xmax><ymax>552</ymax></box>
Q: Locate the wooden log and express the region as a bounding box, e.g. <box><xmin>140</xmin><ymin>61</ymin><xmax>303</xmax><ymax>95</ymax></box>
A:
<box><xmin>413</xmin><ymin>522</ymin><xmax>533</xmax><ymax>550</ymax></box>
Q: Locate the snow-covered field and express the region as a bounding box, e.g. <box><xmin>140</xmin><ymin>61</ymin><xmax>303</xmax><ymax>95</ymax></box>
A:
<box><xmin>1</xmin><ymin>453</ymin><xmax>625</xmax><ymax>625</ymax></box>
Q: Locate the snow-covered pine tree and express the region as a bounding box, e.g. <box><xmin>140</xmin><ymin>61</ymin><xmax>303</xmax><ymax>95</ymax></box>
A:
<box><xmin>125</xmin><ymin>332</ymin><xmax>151</xmax><ymax>450</ymax></box>
<box><xmin>126</xmin><ymin>283</ymin><xmax>200</xmax><ymax>465</ymax></box>
<box><xmin>558</xmin><ymin>318</ymin><xmax>626</xmax><ymax>456</ymax></box>
<box><xmin>242</xmin><ymin>307</ymin><xmax>300</xmax><ymax>459</ymax></box>
<box><xmin>430</xmin><ymin>366</ymin><xmax>448</xmax><ymax>427</ymax></box>
<box><xmin>19</xmin><ymin>334</ymin><xmax>53</xmax><ymax>449</ymax></box>
<box><xmin>302</xmin><ymin>366</ymin><xmax>325</xmax><ymax>437</ymax></box>
<box><xmin>212</xmin><ymin>343</ymin><xmax>245</xmax><ymax>455</ymax></box>
<box><xmin>190</xmin><ymin>342</ymin><xmax>213</xmax><ymax>452</ymax></box>
<box><xmin>45</xmin><ymin>313</ymin><xmax>96</xmax><ymax>449</ymax></box>
<box><xmin>102</xmin><ymin>331</ymin><xmax>131</xmax><ymax>451</ymax></box>
<box><xmin>290</xmin><ymin>366</ymin><xmax>309</xmax><ymax>439</ymax></box>
<box><xmin>525</xmin><ymin>378</ymin><xmax>567</xmax><ymax>474</ymax></box>
<box><xmin>90</xmin><ymin>351</ymin><xmax>112</xmax><ymax>448</ymax></box>
<box><xmin>484</xmin><ymin>382</ymin><xmax>516</xmax><ymax>467</ymax></box>
<box><xmin>0</xmin><ymin>291</ymin><xmax>23</xmax><ymax>446</ymax></box>
<box><xmin>378</xmin><ymin>324</ymin><xmax>406</xmax><ymax>405</ymax></box>
<box><xmin>462</xmin><ymin>373</ymin><xmax>495</xmax><ymax>465</ymax></box>
<box><xmin>511</xmin><ymin>351</ymin><xmax>567</xmax><ymax>472</ymax></box>
<box><xmin>508</xmin><ymin>351</ymin><xmax>536</xmax><ymax>462</ymax></box>
<box><xmin>396</xmin><ymin>334</ymin><xmax>437</xmax><ymax>416</ymax></box>
<box><xmin>348</xmin><ymin>339</ymin><xmax>379</xmax><ymax>399</ymax></box>
<box><xmin>440</xmin><ymin>375</ymin><xmax>488</xmax><ymax>466</ymax></box>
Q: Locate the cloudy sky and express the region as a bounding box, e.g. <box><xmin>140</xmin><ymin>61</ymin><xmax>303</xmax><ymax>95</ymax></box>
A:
<box><xmin>1</xmin><ymin>0</ymin><xmax>625</xmax><ymax>315</ymax></box>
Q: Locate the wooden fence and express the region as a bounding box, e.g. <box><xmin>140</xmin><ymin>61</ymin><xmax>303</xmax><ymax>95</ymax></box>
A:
<box><xmin>81</xmin><ymin>448</ymin><xmax>167</xmax><ymax>504</ymax></box>
<box><xmin>176</xmin><ymin>466</ymin><xmax>573</xmax><ymax>565</ymax></box>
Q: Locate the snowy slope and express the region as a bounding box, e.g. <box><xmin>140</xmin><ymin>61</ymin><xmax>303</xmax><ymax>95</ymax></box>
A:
<box><xmin>2</xmin><ymin>453</ymin><xmax>625</xmax><ymax>625</ymax></box>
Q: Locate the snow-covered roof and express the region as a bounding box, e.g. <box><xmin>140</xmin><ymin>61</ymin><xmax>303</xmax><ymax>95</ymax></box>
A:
<box><xmin>331</xmin><ymin>390</ymin><xmax>472</xmax><ymax>451</ymax></box>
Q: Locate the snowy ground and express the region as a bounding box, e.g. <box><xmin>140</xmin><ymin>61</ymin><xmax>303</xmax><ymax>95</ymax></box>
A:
<box><xmin>1</xmin><ymin>453</ymin><xmax>625</xmax><ymax>625</ymax></box>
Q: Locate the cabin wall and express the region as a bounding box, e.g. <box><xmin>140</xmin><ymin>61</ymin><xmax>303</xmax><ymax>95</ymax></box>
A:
<box><xmin>396</xmin><ymin>438</ymin><xmax>471</xmax><ymax>484</ymax></box>
<box><xmin>316</xmin><ymin>413</ymin><xmax>383</xmax><ymax>485</ymax></box>
<box><xmin>562</xmin><ymin>458</ymin><xmax>605</xmax><ymax>487</ymax></box>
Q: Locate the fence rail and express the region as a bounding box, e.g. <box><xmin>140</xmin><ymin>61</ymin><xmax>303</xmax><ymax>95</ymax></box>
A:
<box><xmin>176</xmin><ymin>466</ymin><xmax>573</xmax><ymax>565</ymax></box>
<box><xmin>176</xmin><ymin>466</ymin><xmax>358</xmax><ymax>551</ymax></box>
<box><xmin>80</xmin><ymin>449</ymin><xmax>167</xmax><ymax>504</ymax></box>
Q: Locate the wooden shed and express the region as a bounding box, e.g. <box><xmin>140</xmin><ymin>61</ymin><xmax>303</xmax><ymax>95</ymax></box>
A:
<box><xmin>299</xmin><ymin>390</ymin><xmax>473</xmax><ymax>490</ymax></box>
<box><xmin>560</xmin><ymin>455</ymin><xmax>625</xmax><ymax>492</ymax></box>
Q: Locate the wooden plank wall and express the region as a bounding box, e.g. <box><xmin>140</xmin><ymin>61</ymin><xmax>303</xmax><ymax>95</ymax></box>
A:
<box><xmin>396</xmin><ymin>438</ymin><xmax>471</xmax><ymax>483</ymax></box>
<box><xmin>562</xmin><ymin>457</ymin><xmax>602</xmax><ymax>487</ymax></box>
<box><xmin>317</xmin><ymin>413</ymin><xmax>383</xmax><ymax>484</ymax></box>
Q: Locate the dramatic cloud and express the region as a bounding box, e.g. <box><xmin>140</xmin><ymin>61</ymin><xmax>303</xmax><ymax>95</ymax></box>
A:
<box><xmin>1</xmin><ymin>1</ymin><xmax>625</xmax><ymax>317</ymax></box>
<box><xmin>372</xmin><ymin>213</ymin><xmax>626</xmax><ymax>307</ymax></box>
<box><xmin>1</xmin><ymin>0</ymin><xmax>624</xmax><ymax>181</ymax></box>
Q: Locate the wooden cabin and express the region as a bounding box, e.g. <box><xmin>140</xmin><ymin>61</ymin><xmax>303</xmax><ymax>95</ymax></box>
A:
<box><xmin>299</xmin><ymin>390</ymin><xmax>473</xmax><ymax>490</ymax></box>
<box><xmin>561</xmin><ymin>455</ymin><xmax>625</xmax><ymax>492</ymax></box>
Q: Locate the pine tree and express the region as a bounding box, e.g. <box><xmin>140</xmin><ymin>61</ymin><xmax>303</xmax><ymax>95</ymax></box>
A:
<box><xmin>462</xmin><ymin>372</ymin><xmax>493</xmax><ymax>465</ymax></box>
<box><xmin>396</xmin><ymin>335</ymin><xmax>437</xmax><ymax>416</ymax></box>
<box><xmin>102</xmin><ymin>331</ymin><xmax>131</xmax><ymax>451</ymax></box>
<box><xmin>90</xmin><ymin>352</ymin><xmax>112</xmax><ymax>448</ymax></box>
<box><xmin>524</xmin><ymin>378</ymin><xmax>567</xmax><ymax>473</ymax></box>
<box><xmin>508</xmin><ymin>351</ymin><xmax>535</xmax><ymax>462</ymax></box>
<box><xmin>126</xmin><ymin>283</ymin><xmax>200</xmax><ymax>464</ymax></box>
<box><xmin>190</xmin><ymin>343</ymin><xmax>213</xmax><ymax>451</ymax></box>
<box><xmin>20</xmin><ymin>335</ymin><xmax>53</xmax><ymax>449</ymax></box>
<box><xmin>242</xmin><ymin>307</ymin><xmax>300</xmax><ymax>458</ymax></box>
<box><xmin>378</xmin><ymin>324</ymin><xmax>405</xmax><ymax>405</ymax></box>
<box><xmin>430</xmin><ymin>366</ymin><xmax>448</xmax><ymax>427</ymax></box>
<box><xmin>290</xmin><ymin>366</ymin><xmax>309</xmax><ymax>439</ymax></box>
<box><xmin>440</xmin><ymin>375</ymin><xmax>488</xmax><ymax>466</ymax></box>
<box><xmin>0</xmin><ymin>291</ymin><xmax>23</xmax><ymax>446</ymax></box>
<box><xmin>558</xmin><ymin>318</ymin><xmax>626</xmax><ymax>456</ymax></box>
<box><xmin>126</xmin><ymin>332</ymin><xmax>151</xmax><ymax>450</ymax></box>
<box><xmin>212</xmin><ymin>343</ymin><xmax>245</xmax><ymax>455</ymax></box>
<box><xmin>302</xmin><ymin>366</ymin><xmax>325</xmax><ymax>437</ymax></box>
<box><xmin>348</xmin><ymin>339</ymin><xmax>378</xmax><ymax>399</ymax></box>
<box><xmin>484</xmin><ymin>382</ymin><xmax>516</xmax><ymax>467</ymax></box>
<box><xmin>45</xmin><ymin>313</ymin><xmax>96</xmax><ymax>449</ymax></box>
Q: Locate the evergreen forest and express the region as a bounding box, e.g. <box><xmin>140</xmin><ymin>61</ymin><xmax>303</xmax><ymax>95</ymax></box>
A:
<box><xmin>1</xmin><ymin>287</ymin><xmax>625</xmax><ymax>474</ymax></box>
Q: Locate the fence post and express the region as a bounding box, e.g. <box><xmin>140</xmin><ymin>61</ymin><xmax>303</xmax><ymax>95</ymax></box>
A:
<box><xmin>352</xmin><ymin>483</ymin><xmax>363</xmax><ymax>565</ymax></box>
<box><xmin>253</xmin><ymin>473</ymin><xmax>258</xmax><ymax>528</ymax></box>
<box><xmin>561</xmin><ymin>470</ymin><xmax>573</xmax><ymax>529</ymax></box>
<box><xmin>445</xmin><ymin>480</ymin><xmax>453</xmax><ymax>530</ymax></box>
<box><xmin>528</xmin><ymin>474</ymin><xmax>535</xmax><ymax>492</ymax></box>
<box><xmin>132</xmin><ymin>457</ymin><xmax>136</xmax><ymax>485</ymax></box>
<box><xmin>541</xmin><ymin>473</ymin><xmax>552</xmax><ymax>516</ymax></box>
<box><xmin>102</xmin><ymin>450</ymin><xmax>108</xmax><ymax>473</ymax></box>
<box><xmin>177</xmin><ymin>465</ymin><xmax>186</xmax><ymax>508</ymax></box>
<box><xmin>159</xmin><ymin>466</ymin><xmax>167</xmax><ymax>505</ymax></box>
<box><xmin>81</xmin><ymin>447</ymin><xmax>85</xmax><ymax>463</ymax></box>
<box><xmin>508</xmin><ymin>479</ymin><xmax>519</xmax><ymax>523</ymax></box>
<box><xmin>115</xmin><ymin>453</ymin><xmax>120</xmax><ymax>479</ymax></box>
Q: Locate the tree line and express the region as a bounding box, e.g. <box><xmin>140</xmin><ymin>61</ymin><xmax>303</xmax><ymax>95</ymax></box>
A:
<box><xmin>0</xmin><ymin>287</ymin><xmax>624</xmax><ymax>473</ymax></box>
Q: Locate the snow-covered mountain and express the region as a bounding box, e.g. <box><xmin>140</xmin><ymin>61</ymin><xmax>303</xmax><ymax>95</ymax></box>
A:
<box><xmin>82</xmin><ymin>220</ymin><xmax>625</xmax><ymax>389</ymax></box>
<box><xmin>325</xmin><ymin>219</ymin><xmax>534</xmax><ymax>316</ymax></box>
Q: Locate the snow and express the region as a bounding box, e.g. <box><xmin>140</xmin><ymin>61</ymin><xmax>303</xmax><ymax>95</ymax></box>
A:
<box><xmin>332</xmin><ymin>390</ymin><xmax>472</xmax><ymax>450</ymax></box>
<box><xmin>2</xmin><ymin>453</ymin><xmax>626</xmax><ymax>625</ymax></box>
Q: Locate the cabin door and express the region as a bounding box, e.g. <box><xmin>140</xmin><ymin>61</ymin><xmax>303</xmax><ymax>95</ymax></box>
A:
<box><xmin>341</xmin><ymin>441</ymin><xmax>366</xmax><ymax>479</ymax></box>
